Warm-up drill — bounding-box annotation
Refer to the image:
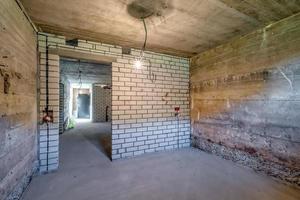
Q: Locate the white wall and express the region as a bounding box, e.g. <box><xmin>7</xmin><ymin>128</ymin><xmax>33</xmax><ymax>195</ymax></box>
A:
<box><xmin>38</xmin><ymin>32</ymin><xmax>190</xmax><ymax>172</ymax></box>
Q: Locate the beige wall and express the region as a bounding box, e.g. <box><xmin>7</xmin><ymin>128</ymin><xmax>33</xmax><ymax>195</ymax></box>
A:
<box><xmin>0</xmin><ymin>0</ymin><xmax>37</xmax><ymax>199</ymax></box>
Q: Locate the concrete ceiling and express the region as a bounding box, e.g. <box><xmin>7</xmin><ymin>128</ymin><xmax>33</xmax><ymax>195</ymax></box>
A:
<box><xmin>60</xmin><ymin>58</ymin><xmax>111</xmax><ymax>84</ymax></box>
<box><xmin>21</xmin><ymin>0</ymin><xmax>300</xmax><ymax>57</ymax></box>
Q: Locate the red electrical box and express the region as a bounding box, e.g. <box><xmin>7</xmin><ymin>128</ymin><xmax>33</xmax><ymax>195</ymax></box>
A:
<box><xmin>42</xmin><ymin>110</ymin><xmax>54</xmax><ymax>123</ymax></box>
<box><xmin>174</xmin><ymin>107</ymin><xmax>180</xmax><ymax>117</ymax></box>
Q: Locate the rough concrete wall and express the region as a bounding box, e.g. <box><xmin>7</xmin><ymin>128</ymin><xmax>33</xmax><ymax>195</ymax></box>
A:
<box><xmin>191</xmin><ymin>13</ymin><xmax>300</xmax><ymax>186</ymax></box>
<box><xmin>37</xmin><ymin>33</ymin><xmax>190</xmax><ymax>172</ymax></box>
<box><xmin>92</xmin><ymin>85</ymin><xmax>111</xmax><ymax>122</ymax></box>
<box><xmin>0</xmin><ymin>0</ymin><xmax>37</xmax><ymax>199</ymax></box>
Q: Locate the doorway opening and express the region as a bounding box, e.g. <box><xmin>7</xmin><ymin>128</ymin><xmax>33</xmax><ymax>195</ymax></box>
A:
<box><xmin>70</xmin><ymin>83</ymin><xmax>92</xmax><ymax>123</ymax></box>
<box><xmin>59</xmin><ymin>57</ymin><xmax>112</xmax><ymax>162</ymax></box>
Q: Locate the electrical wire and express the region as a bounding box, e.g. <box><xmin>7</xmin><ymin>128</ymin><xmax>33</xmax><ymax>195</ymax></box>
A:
<box><xmin>45</xmin><ymin>35</ymin><xmax>49</xmax><ymax>171</ymax></box>
<box><xmin>139</xmin><ymin>18</ymin><xmax>148</xmax><ymax>59</ymax></box>
<box><xmin>78</xmin><ymin>60</ymin><xmax>82</xmax><ymax>89</ymax></box>
<box><xmin>142</xmin><ymin>18</ymin><xmax>148</xmax><ymax>52</ymax></box>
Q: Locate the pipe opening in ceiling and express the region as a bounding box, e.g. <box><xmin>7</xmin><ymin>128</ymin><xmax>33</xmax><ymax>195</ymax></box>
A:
<box><xmin>127</xmin><ymin>0</ymin><xmax>172</xmax><ymax>19</ymax></box>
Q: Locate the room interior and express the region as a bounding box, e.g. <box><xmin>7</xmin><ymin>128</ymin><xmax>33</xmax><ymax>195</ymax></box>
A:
<box><xmin>1</xmin><ymin>0</ymin><xmax>300</xmax><ymax>199</ymax></box>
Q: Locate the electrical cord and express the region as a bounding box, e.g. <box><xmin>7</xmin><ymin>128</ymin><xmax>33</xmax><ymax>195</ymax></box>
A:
<box><xmin>78</xmin><ymin>60</ymin><xmax>82</xmax><ymax>89</ymax></box>
<box><xmin>46</xmin><ymin>35</ymin><xmax>49</xmax><ymax>171</ymax></box>
<box><xmin>139</xmin><ymin>18</ymin><xmax>148</xmax><ymax>59</ymax></box>
<box><xmin>142</xmin><ymin>18</ymin><xmax>147</xmax><ymax>52</ymax></box>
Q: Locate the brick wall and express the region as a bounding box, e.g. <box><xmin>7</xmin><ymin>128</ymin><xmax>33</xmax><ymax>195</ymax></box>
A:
<box><xmin>0</xmin><ymin>0</ymin><xmax>37</xmax><ymax>199</ymax></box>
<box><xmin>92</xmin><ymin>85</ymin><xmax>111</xmax><ymax>122</ymax></box>
<box><xmin>38</xmin><ymin>49</ymin><xmax>60</xmax><ymax>172</ymax></box>
<box><xmin>37</xmin><ymin>33</ymin><xmax>190</xmax><ymax>171</ymax></box>
<box><xmin>190</xmin><ymin>13</ymin><xmax>300</xmax><ymax>186</ymax></box>
<box><xmin>59</xmin><ymin>74</ymin><xmax>70</xmax><ymax>133</ymax></box>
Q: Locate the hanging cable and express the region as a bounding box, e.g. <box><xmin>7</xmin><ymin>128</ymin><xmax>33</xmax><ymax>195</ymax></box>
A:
<box><xmin>45</xmin><ymin>35</ymin><xmax>49</xmax><ymax>171</ymax></box>
<box><xmin>135</xmin><ymin>18</ymin><xmax>148</xmax><ymax>69</ymax></box>
<box><xmin>138</xmin><ymin>18</ymin><xmax>148</xmax><ymax>58</ymax></box>
<box><xmin>78</xmin><ymin>60</ymin><xmax>82</xmax><ymax>89</ymax></box>
<box><xmin>78</xmin><ymin>71</ymin><xmax>82</xmax><ymax>89</ymax></box>
<box><xmin>142</xmin><ymin>18</ymin><xmax>148</xmax><ymax>53</ymax></box>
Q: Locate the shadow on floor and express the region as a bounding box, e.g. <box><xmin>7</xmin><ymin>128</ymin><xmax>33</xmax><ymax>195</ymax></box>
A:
<box><xmin>63</xmin><ymin>121</ymin><xmax>112</xmax><ymax>160</ymax></box>
<box><xmin>82</xmin><ymin>126</ymin><xmax>112</xmax><ymax>160</ymax></box>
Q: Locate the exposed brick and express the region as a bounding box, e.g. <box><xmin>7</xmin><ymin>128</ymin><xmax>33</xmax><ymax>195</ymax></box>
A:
<box><xmin>37</xmin><ymin>31</ymin><xmax>190</xmax><ymax>170</ymax></box>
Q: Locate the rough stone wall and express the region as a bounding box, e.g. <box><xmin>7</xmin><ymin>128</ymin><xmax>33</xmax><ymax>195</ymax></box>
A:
<box><xmin>0</xmin><ymin>0</ymin><xmax>37</xmax><ymax>199</ymax></box>
<box><xmin>92</xmin><ymin>85</ymin><xmax>112</xmax><ymax>122</ymax></box>
<box><xmin>38</xmin><ymin>33</ymin><xmax>190</xmax><ymax>172</ymax></box>
<box><xmin>191</xmin><ymin>13</ymin><xmax>300</xmax><ymax>186</ymax></box>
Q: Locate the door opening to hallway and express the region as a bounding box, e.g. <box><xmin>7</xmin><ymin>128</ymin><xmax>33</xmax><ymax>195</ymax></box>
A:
<box><xmin>59</xmin><ymin>57</ymin><xmax>112</xmax><ymax>161</ymax></box>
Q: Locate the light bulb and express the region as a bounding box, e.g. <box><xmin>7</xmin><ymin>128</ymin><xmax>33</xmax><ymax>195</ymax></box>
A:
<box><xmin>134</xmin><ymin>59</ymin><xmax>142</xmax><ymax>69</ymax></box>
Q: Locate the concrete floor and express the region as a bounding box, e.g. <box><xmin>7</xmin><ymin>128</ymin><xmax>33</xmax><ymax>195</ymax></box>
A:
<box><xmin>22</xmin><ymin>122</ymin><xmax>300</xmax><ymax>200</ymax></box>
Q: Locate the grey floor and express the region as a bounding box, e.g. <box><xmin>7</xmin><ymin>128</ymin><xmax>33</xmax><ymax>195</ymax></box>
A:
<box><xmin>22</xmin><ymin>122</ymin><xmax>300</xmax><ymax>200</ymax></box>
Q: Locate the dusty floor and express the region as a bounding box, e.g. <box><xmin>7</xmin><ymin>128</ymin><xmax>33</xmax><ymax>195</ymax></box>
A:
<box><xmin>21</xmin><ymin>122</ymin><xmax>300</xmax><ymax>200</ymax></box>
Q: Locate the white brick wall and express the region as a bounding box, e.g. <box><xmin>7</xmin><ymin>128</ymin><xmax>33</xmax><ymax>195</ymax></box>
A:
<box><xmin>38</xmin><ymin>32</ymin><xmax>190</xmax><ymax>172</ymax></box>
<box><xmin>38</xmin><ymin>34</ymin><xmax>60</xmax><ymax>172</ymax></box>
<box><xmin>92</xmin><ymin>85</ymin><xmax>112</xmax><ymax>122</ymax></box>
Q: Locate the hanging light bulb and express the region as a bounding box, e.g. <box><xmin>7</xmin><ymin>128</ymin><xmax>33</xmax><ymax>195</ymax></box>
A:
<box><xmin>134</xmin><ymin>50</ymin><xmax>144</xmax><ymax>69</ymax></box>
<box><xmin>134</xmin><ymin>59</ymin><xmax>142</xmax><ymax>69</ymax></box>
<box><xmin>134</xmin><ymin>18</ymin><xmax>147</xmax><ymax>69</ymax></box>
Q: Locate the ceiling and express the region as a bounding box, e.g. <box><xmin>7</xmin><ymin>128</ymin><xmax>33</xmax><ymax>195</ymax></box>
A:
<box><xmin>60</xmin><ymin>58</ymin><xmax>111</xmax><ymax>84</ymax></box>
<box><xmin>21</xmin><ymin>0</ymin><xmax>300</xmax><ymax>57</ymax></box>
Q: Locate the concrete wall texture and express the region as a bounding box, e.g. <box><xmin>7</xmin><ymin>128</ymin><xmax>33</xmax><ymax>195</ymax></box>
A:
<box><xmin>190</xmin><ymin>13</ymin><xmax>300</xmax><ymax>186</ymax></box>
<box><xmin>37</xmin><ymin>33</ymin><xmax>190</xmax><ymax>172</ymax></box>
<box><xmin>92</xmin><ymin>85</ymin><xmax>112</xmax><ymax>122</ymax></box>
<box><xmin>0</xmin><ymin>0</ymin><xmax>38</xmax><ymax>199</ymax></box>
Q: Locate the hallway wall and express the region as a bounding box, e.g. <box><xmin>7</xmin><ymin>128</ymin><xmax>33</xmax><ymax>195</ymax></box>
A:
<box><xmin>92</xmin><ymin>85</ymin><xmax>112</xmax><ymax>122</ymax></box>
<box><xmin>59</xmin><ymin>74</ymin><xmax>70</xmax><ymax>133</ymax></box>
<box><xmin>0</xmin><ymin>0</ymin><xmax>38</xmax><ymax>199</ymax></box>
<box><xmin>37</xmin><ymin>33</ymin><xmax>190</xmax><ymax>172</ymax></box>
<box><xmin>190</xmin><ymin>13</ymin><xmax>300</xmax><ymax>186</ymax></box>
